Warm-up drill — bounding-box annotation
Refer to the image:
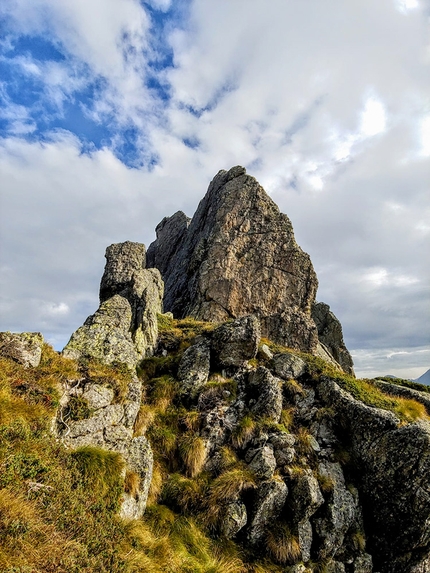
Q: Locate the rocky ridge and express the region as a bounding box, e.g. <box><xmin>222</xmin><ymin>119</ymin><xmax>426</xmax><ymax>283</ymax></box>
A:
<box><xmin>2</xmin><ymin>167</ymin><xmax>429</xmax><ymax>572</ymax></box>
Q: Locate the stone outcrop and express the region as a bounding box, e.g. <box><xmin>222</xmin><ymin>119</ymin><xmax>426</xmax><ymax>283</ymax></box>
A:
<box><xmin>147</xmin><ymin>166</ymin><xmax>320</xmax><ymax>353</ymax></box>
<box><xmin>312</xmin><ymin>302</ymin><xmax>354</xmax><ymax>375</ymax></box>
<box><xmin>59</xmin><ymin>241</ymin><xmax>162</xmax><ymax>518</ymax></box>
<box><xmin>0</xmin><ymin>331</ymin><xmax>44</xmax><ymax>367</ymax></box>
<box><xmin>318</xmin><ymin>377</ymin><xmax>430</xmax><ymax>572</ymax></box>
<box><xmin>62</xmin><ymin>295</ymin><xmax>140</xmax><ymax>369</ymax></box>
<box><xmin>55</xmin><ymin>371</ymin><xmax>153</xmax><ymax>519</ymax></box>
<box><xmin>63</xmin><ymin>241</ymin><xmax>163</xmax><ymax>368</ymax></box>
<box><xmin>211</xmin><ymin>315</ymin><xmax>260</xmax><ymax>368</ymax></box>
<box><xmin>16</xmin><ymin>166</ymin><xmax>429</xmax><ymax>571</ymax></box>
<box><xmin>147</xmin><ymin>166</ymin><xmax>353</xmax><ymax>373</ymax></box>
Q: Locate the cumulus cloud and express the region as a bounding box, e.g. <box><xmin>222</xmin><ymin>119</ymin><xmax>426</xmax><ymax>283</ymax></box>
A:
<box><xmin>0</xmin><ymin>0</ymin><xmax>429</xmax><ymax>377</ymax></box>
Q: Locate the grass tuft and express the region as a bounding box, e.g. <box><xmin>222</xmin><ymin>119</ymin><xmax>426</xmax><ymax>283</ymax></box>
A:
<box><xmin>266</xmin><ymin>523</ymin><xmax>301</xmax><ymax>564</ymax></box>
<box><xmin>232</xmin><ymin>415</ymin><xmax>255</xmax><ymax>448</ymax></box>
<box><xmin>124</xmin><ymin>470</ymin><xmax>141</xmax><ymax>498</ymax></box>
<box><xmin>179</xmin><ymin>433</ymin><xmax>207</xmax><ymax>477</ymax></box>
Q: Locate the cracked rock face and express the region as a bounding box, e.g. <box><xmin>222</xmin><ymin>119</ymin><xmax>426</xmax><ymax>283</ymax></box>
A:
<box><xmin>55</xmin><ymin>374</ymin><xmax>152</xmax><ymax>519</ymax></box>
<box><xmin>148</xmin><ymin>166</ymin><xmax>319</xmax><ymax>353</ymax></box>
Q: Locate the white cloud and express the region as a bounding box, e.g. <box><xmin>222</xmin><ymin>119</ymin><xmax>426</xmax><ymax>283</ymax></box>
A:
<box><xmin>360</xmin><ymin>96</ymin><xmax>387</xmax><ymax>137</ymax></box>
<box><xmin>1</xmin><ymin>0</ymin><xmax>429</xmax><ymax>378</ymax></box>
<box><xmin>44</xmin><ymin>302</ymin><xmax>70</xmax><ymax>316</ymax></box>
<box><xmin>420</xmin><ymin>115</ymin><xmax>430</xmax><ymax>156</ymax></box>
<box><xmin>396</xmin><ymin>0</ymin><xmax>420</xmax><ymax>14</ymax></box>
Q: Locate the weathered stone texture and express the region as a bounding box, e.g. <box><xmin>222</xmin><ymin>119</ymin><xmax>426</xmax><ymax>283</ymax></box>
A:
<box><xmin>177</xmin><ymin>338</ymin><xmax>211</xmax><ymax>398</ymax></box>
<box><xmin>63</xmin><ymin>241</ymin><xmax>163</xmax><ymax>368</ymax></box>
<box><xmin>312</xmin><ymin>302</ymin><xmax>354</xmax><ymax>375</ymax></box>
<box><xmin>99</xmin><ymin>241</ymin><xmax>146</xmax><ymax>303</ymax></box>
<box><xmin>0</xmin><ymin>331</ymin><xmax>44</xmax><ymax>368</ymax></box>
<box><xmin>148</xmin><ymin>166</ymin><xmax>319</xmax><ymax>353</ymax></box>
<box><xmin>247</xmin><ymin>366</ymin><xmax>283</xmax><ymax>423</ymax></box>
<box><xmin>62</xmin><ymin>295</ymin><xmax>139</xmax><ymax>368</ymax></box>
<box><xmin>211</xmin><ymin>315</ymin><xmax>260</xmax><ymax>368</ymax></box>
<box><xmin>247</xmin><ymin>478</ymin><xmax>288</xmax><ymax>545</ymax></box>
<box><xmin>56</xmin><ymin>373</ymin><xmax>153</xmax><ymax>519</ymax></box>
<box><xmin>318</xmin><ymin>377</ymin><xmax>430</xmax><ymax>572</ymax></box>
<box><xmin>146</xmin><ymin>211</ymin><xmax>191</xmax><ymax>276</ymax></box>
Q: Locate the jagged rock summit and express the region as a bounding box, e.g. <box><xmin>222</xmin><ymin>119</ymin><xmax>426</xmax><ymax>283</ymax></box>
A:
<box><xmin>148</xmin><ymin>166</ymin><xmax>353</xmax><ymax>374</ymax></box>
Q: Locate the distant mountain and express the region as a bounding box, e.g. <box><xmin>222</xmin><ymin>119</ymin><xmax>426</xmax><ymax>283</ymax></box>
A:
<box><xmin>415</xmin><ymin>369</ymin><xmax>430</xmax><ymax>386</ymax></box>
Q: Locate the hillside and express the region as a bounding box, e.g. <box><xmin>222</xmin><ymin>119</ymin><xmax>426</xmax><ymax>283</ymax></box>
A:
<box><xmin>1</xmin><ymin>167</ymin><xmax>429</xmax><ymax>573</ymax></box>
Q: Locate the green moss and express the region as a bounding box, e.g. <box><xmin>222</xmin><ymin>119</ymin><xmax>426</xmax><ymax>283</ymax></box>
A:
<box><xmin>65</xmin><ymin>395</ymin><xmax>93</xmax><ymax>421</ymax></box>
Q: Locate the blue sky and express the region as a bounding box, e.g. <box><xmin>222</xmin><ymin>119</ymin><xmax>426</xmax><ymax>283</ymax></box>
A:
<box><xmin>0</xmin><ymin>0</ymin><xmax>429</xmax><ymax>378</ymax></box>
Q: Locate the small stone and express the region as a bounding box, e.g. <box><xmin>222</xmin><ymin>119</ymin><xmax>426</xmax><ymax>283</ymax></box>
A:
<box><xmin>248</xmin><ymin>367</ymin><xmax>283</xmax><ymax>423</ymax></box>
<box><xmin>271</xmin><ymin>351</ymin><xmax>307</xmax><ymax>380</ymax></box>
<box><xmin>211</xmin><ymin>315</ymin><xmax>260</xmax><ymax>368</ymax></box>
<box><xmin>177</xmin><ymin>338</ymin><xmax>211</xmax><ymax>398</ymax></box>
<box><xmin>289</xmin><ymin>470</ymin><xmax>324</xmax><ymax>522</ymax></box>
<box><xmin>258</xmin><ymin>344</ymin><xmax>273</xmax><ymax>360</ymax></box>
<box><xmin>0</xmin><ymin>331</ymin><xmax>44</xmax><ymax>368</ymax></box>
<box><xmin>247</xmin><ymin>445</ymin><xmax>277</xmax><ymax>479</ymax></box>
<box><xmin>222</xmin><ymin>500</ymin><xmax>247</xmax><ymax>538</ymax></box>
<box><xmin>247</xmin><ymin>478</ymin><xmax>288</xmax><ymax>545</ymax></box>
<box><xmin>82</xmin><ymin>384</ymin><xmax>115</xmax><ymax>409</ymax></box>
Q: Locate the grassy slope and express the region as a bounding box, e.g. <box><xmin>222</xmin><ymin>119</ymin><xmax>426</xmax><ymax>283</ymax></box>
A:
<box><xmin>0</xmin><ymin>320</ymin><xmax>428</xmax><ymax>573</ymax></box>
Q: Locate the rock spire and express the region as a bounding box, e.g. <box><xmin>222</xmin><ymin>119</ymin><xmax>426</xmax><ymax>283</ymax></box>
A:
<box><xmin>148</xmin><ymin>165</ymin><xmax>353</xmax><ymax>372</ymax></box>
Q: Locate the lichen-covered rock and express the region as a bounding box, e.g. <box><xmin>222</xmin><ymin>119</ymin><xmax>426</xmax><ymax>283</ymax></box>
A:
<box><xmin>246</xmin><ymin>445</ymin><xmax>277</xmax><ymax>479</ymax></box>
<box><xmin>317</xmin><ymin>377</ymin><xmax>400</xmax><ymax>458</ymax></box>
<box><xmin>360</xmin><ymin>421</ymin><xmax>430</xmax><ymax>573</ymax></box>
<box><xmin>247</xmin><ymin>366</ymin><xmax>283</xmax><ymax>423</ymax></box>
<box><xmin>177</xmin><ymin>338</ymin><xmax>211</xmax><ymax>398</ymax></box>
<box><xmin>257</xmin><ymin>344</ymin><xmax>273</xmax><ymax>361</ymax></box>
<box><xmin>120</xmin><ymin>435</ymin><xmax>153</xmax><ymax>519</ymax></box>
<box><xmin>260</xmin><ymin>308</ymin><xmax>319</xmax><ymax>353</ymax></box>
<box><xmin>62</xmin><ymin>295</ymin><xmax>139</xmax><ymax>369</ymax></box>
<box><xmin>130</xmin><ymin>267</ymin><xmax>164</xmax><ymax>357</ymax></box>
<box><xmin>312</xmin><ymin>302</ymin><xmax>354</xmax><ymax>375</ymax></box>
<box><xmin>100</xmin><ymin>242</ymin><xmax>163</xmax><ymax>358</ymax></box>
<box><xmin>64</xmin><ymin>241</ymin><xmax>163</xmax><ymax>368</ymax></box>
<box><xmin>147</xmin><ymin>211</ymin><xmax>191</xmax><ymax>276</ymax></box>
<box><xmin>313</xmin><ymin>462</ymin><xmax>357</xmax><ymax>559</ymax></box>
<box><xmin>297</xmin><ymin>518</ymin><xmax>313</xmax><ymax>562</ymax></box>
<box><xmin>56</xmin><ymin>372</ymin><xmax>152</xmax><ymax>519</ymax></box>
<box><xmin>99</xmin><ymin>241</ymin><xmax>147</xmax><ymax>302</ymax></box>
<box><xmin>0</xmin><ymin>331</ymin><xmax>44</xmax><ymax>367</ymax></box>
<box><xmin>318</xmin><ymin>376</ymin><xmax>430</xmax><ymax>570</ymax></box>
<box><xmin>211</xmin><ymin>315</ymin><xmax>260</xmax><ymax>368</ymax></box>
<box><xmin>247</xmin><ymin>478</ymin><xmax>288</xmax><ymax>545</ymax></box>
<box><xmin>288</xmin><ymin>470</ymin><xmax>324</xmax><ymax>522</ymax></box>
<box><xmin>269</xmin><ymin>432</ymin><xmax>296</xmax><ymax>466</ymax></box>
<box><xmin>221</xmin><ymin>500</ymin><xmax>247</xmax><ymax>538</ymax></box>
<box><xmin>271</xmin><ymin>351</ymin><xmax>307</xmax><ymax>380</ymax></box>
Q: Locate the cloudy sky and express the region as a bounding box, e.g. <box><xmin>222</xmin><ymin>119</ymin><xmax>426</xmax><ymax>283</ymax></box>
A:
<box><xmin>1</xmin><ymin>0</ymin><xmax>429</xmax><ymax>379</ymax></box>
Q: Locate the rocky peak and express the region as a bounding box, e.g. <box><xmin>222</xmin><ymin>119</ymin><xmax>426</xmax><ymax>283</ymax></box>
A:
<box><xmin>148</xmin><ymin>166</ymin><xmax>353</xmax><ymax>371</ymax></box>
<box><xmin>148</xmin><ymin>165</ymin><xmax>321</xmax><ymax>354</ymax></box>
